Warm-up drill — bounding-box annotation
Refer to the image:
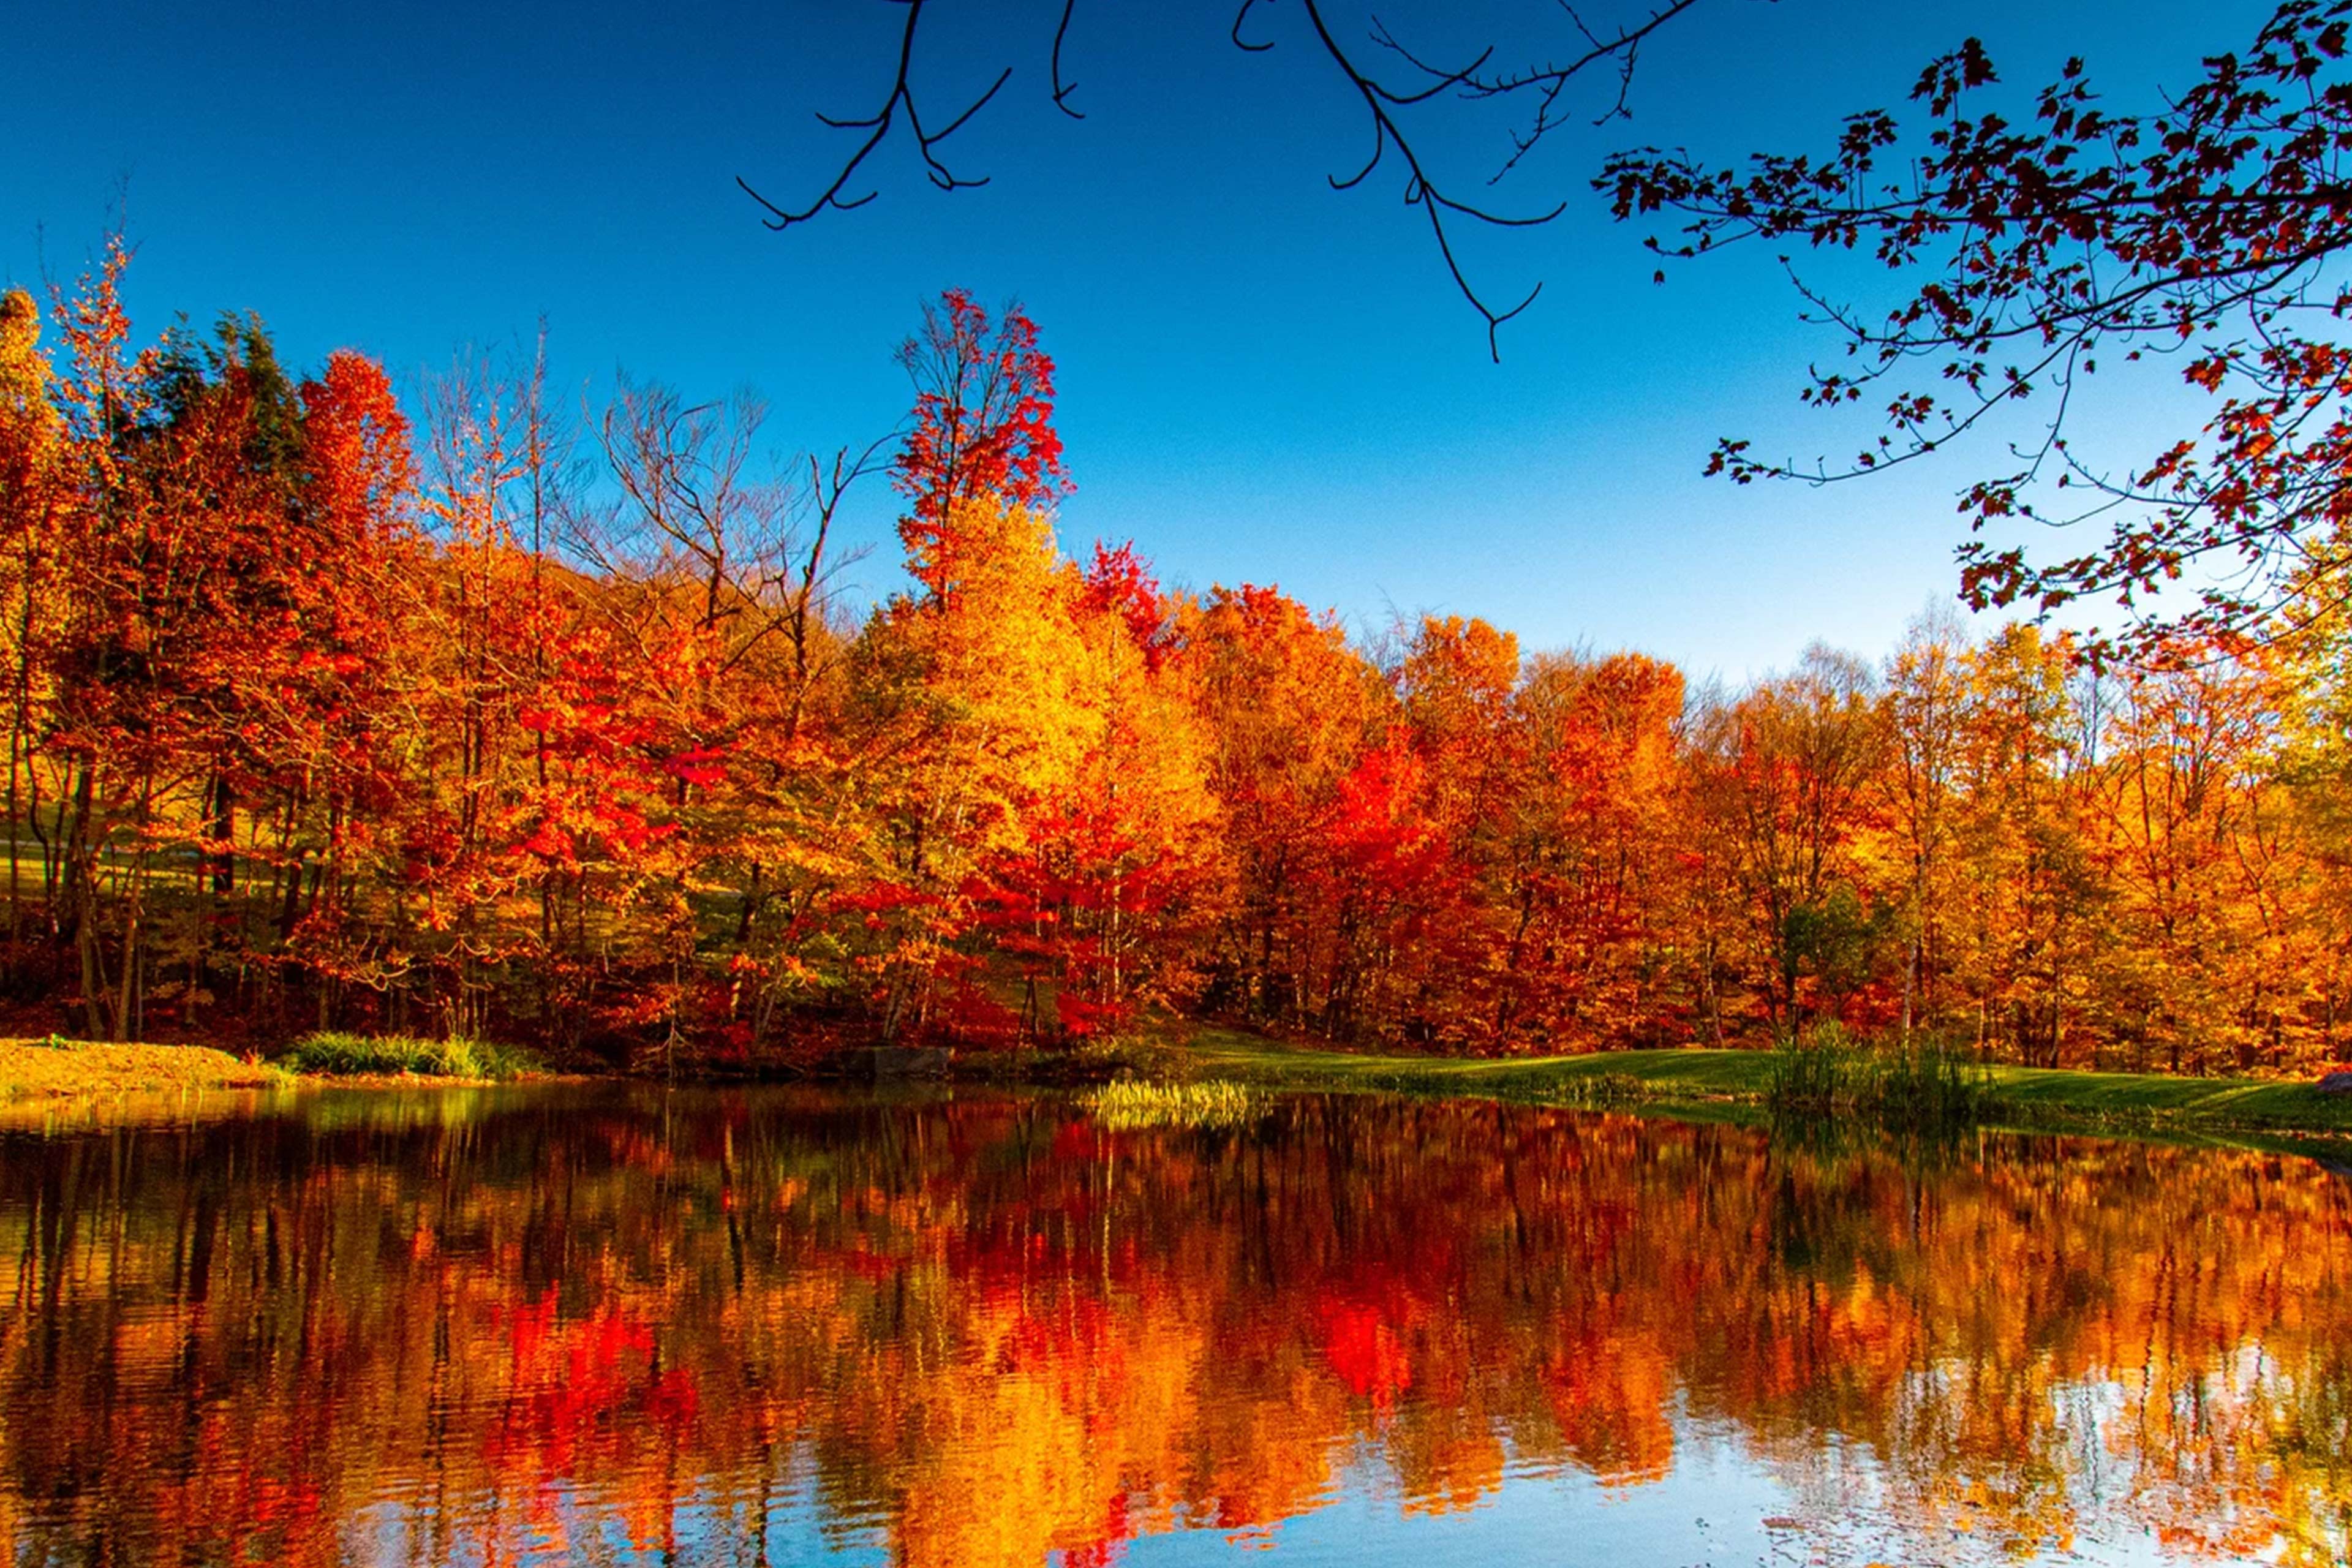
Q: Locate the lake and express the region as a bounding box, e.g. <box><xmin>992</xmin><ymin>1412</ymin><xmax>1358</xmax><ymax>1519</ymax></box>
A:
<box><xmin>1</xmin><ymin>1085</ymin><xmax>2346</xmax><ymax>1566</ymax></box>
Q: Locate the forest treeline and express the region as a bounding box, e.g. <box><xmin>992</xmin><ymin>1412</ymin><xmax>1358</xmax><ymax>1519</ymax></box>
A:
<box><xmin>1</xmin><ymin>252</ymin><xmax>2348</xmax><ymax>1072</ymax></box>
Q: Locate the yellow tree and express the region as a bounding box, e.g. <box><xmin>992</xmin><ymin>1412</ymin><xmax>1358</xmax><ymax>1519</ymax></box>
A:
<box><xmin>1019</xmin><ymin>542</ymin><xmax>1224</xmax><ymax>1036</ymax></box>
<box><xmin>1876</xmin><ymin>608</ymin><xmax>1970</xmax><ymax>1039</ymax></box>
<box><xmin>2089</xmin><ymin>650</ymin><xmax>2309</xmax><ymax>1073</ymax></box>
<box><xmin>851</xmin><ymin>498</ymin><xmax>1090</xmax><ymax>1041</ymax></box>
<box><xmin>2280</xmin><ymin>624</ymin><xmax>2352</xmax><ymax>1060</ymax></box>
<box><xmin>1945</xmin><ymin>627</ymin><xmax>2102</xmax><ymax>1066</ymax></box>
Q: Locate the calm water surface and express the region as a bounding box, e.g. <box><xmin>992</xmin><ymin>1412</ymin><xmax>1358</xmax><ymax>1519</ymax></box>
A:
<box><xmin>1</xmin><ymin>1085</ymin><xmax>2347</xmax><ymax>1567</ymax></box>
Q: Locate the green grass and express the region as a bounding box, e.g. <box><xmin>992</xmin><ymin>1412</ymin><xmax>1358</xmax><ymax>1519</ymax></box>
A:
<box><xmin>1174</xmin><ymin>1026</ymin><xmax>2352</xmax><ymax>1140</ymax></box>
<box><xmin>1969</xmin><ymin>1063</ymin><xmax>2352</xmax><ymax>1131</ymax></box>
<box><xmin>279</xmin><ymin>1031</ymin><xmax>541</xmax><ymax>1081</ymax></box>
<box><xmin>1182</xmin><ymin>1028</ymin><xmax>1770</xmax><ymax>1102</ymax></box>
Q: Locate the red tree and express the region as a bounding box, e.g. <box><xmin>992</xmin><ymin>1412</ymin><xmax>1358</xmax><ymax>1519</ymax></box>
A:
<box><xmin>892</xmin><ymin>288</ymin><xmax>1069</xmax><ymax>604</ymax></box>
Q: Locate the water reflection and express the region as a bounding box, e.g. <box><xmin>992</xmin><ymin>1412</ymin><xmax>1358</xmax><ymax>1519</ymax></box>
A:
<box><xmin>1</xmin><ymin>1087</ymin><xmax>2347</xmax><ymax>1566</ymax></box>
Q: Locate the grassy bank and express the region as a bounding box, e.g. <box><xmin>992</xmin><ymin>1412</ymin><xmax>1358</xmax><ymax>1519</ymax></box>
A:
<box><xmin>0</xmin><ymin>1030</ymin><xmax>543</xmax><ymax>1103</ymax></box>
<box><xmin>0</xmin><ymin>1036</ymin><xmax>287</xmax><ymax>1097</ymax></box>
<box><xmin>1174</xmin><ymin>1028</ymin><xmax>2352</xmax><ymax>1140</ymax></box>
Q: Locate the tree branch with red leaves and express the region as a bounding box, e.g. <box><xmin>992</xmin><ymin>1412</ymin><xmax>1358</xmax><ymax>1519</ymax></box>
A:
<box><xmin>1602</xmin><ymin>0</ymin><xmax>2352</xmax><ymax>664</ymax></box>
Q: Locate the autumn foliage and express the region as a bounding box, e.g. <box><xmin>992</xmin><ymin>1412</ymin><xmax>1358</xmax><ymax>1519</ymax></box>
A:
<box><xmin>2</xmin><ymin>263</ymin><xmax>2351</xmax><ymax>1072</ymax></box>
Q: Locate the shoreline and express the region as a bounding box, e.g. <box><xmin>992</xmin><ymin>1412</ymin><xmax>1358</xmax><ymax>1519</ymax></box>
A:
<box><xmin>8</xmin><ymin>1030</ymin><xmax>2352</xmax><ymax>1148</ymax></box>
<box><xmin>1170</xmin><ymin>1028</ymin><xmax>2352</xmax><ymax>1144</ymax></box>
<box><xmin>0</xmin><ymin>1038</ymin><xmax>562</xmax><ymax>1099</ymax></box>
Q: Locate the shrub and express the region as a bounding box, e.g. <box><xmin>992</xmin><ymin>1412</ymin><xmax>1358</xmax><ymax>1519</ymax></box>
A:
<box><xmin>1871</xmin><ymin>1034</ymin><xmax>1996</xmax><ymax>1125</ymax></box>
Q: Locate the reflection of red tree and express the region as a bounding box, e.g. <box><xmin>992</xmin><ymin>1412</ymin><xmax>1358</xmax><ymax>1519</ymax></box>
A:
<box><xmin>484</xmin><ymin>1298</ymin><xmax>698</xmax><ymax>1477</ymax></box>
<box><xmin>1316</xmin><ymin>1286</ymin><xmax>1422</xmax><ymax>1414</ymax></box>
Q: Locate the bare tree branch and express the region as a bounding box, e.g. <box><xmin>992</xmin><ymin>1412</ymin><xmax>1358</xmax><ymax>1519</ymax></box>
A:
<box><xmin>736</xmin><ymin>0</ymin><xmax>1009</xmax><ymax>228</ymax></box>
<box><xmin>1232</xmin><ymin>0</ymin><xmax>1278</xmax><ymax>52</ymax></box>
<box><xmin>1052</xmin><ymin>0</ymin><xmax>1085</xmax><ymax>116</ymax></box>
<box><xmin>742</xmin><ymin>1</ymin><xmax>1712</xmax><ymax>356</ymax></box>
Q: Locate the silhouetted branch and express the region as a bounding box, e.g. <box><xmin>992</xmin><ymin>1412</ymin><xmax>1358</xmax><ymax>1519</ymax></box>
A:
<box><xmin>1298</xmin><ymin>0</ymin><xmax>1564</xmax><ymax>359</ymax></box>
<box><xmin>1053</xmin><ymin>0</ymin><xmax>1085</xmax><ymax>115</ymax></box>
<box><xmin>1232</xmin><ymin>0</ymin><xmax>1278</xmax><ymax>51</ymax></box>
<box><xmin>737</xmin><ymin>0</ymin><xmax>1008</xmax><ymax>227</ymax></box>
<box><xmin>743</xmin><ymin>0</ymin><xmax>1712</xmax><ymax>356</ymax></box>
<box><xmin>1599</xmin><ymin>1</ymin><xmax>2352</xmax><ymax>660</ymax></box>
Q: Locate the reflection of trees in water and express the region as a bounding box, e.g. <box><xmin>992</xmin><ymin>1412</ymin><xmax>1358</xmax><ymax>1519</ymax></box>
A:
<box><xmin>0</xmin><ymin>1091</ymin><xmax>2347</xmax><ymax>1567</ymax></box>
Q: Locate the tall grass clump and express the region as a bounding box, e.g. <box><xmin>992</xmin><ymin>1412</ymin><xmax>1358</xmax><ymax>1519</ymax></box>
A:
<box><xmin>1871</xmin><ymin>1034</ymin><xmax>1997</xmax><ymax>1125</ymax></box>
<box><xmin>1766</xmin><ymin>1022</ymin><xmax>1995</xmax><ymax>1128</ymax></box>
<box><xmin>1080</xmin><ymin>1079</ymin><xmax>1262</xmax><ymax>1132</ymax></box>
<box><xmin>1763</xmin><ymin>1023</ymin><xmax>1861</xmax><ymax>1115</ymax></box>
<box><xmin>282</xmin><ymin>1031</ymin><xmax>540</xmax><ymax>1081</ymax></box>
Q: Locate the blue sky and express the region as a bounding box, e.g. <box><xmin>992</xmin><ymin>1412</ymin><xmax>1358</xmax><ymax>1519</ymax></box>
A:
<box><xmin>0</xmin><ymin>0</ymin><xmax>2271</xmax><ymax>683</ymax></box>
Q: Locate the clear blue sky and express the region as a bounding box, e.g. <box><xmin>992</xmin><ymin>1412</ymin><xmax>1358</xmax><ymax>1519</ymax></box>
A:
<box><xmin>0</xmin><ymin>0</ymin><xmax>2270</xmax><ymax>683</ymax></box>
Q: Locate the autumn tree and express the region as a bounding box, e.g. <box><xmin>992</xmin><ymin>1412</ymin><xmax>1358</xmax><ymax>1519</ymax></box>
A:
<box><xmin>1182</xmin><ymin>584</ymin><xmax>1387</xmax><ymax>1030</ymax></box>
<box><xmin>1879</xmin><ymin>608</ymin><xmax>1970</xmax><ymax>1038</ymax></box>
<box><xmin>403</xmin><ymin>351</ymin><xmax>581</xmax><ymax>1038</ymax></box>
<box><xmin>2089</xmin><ymin>650</ymin><xmax>2304</xmax><ymax>1071</ymax></box>
<box><xmin>0</xmin><ymin>288</ymin><xmax>64</xmax><ymax>967</ymax></box>
<box><xmin>1496</xmin><ymin>650</ymin><xmax>1687</xmax><ymax>1047</ymax></box>
<box><xmin>1689</xmin><ymin>647</ymin><xmax>1890</xmax><ymax>1034</ymax></box>
<box><xmin>1941</xmin><ymin>626</ymin><xmax>2103</xmax><ymax>1063</ymax></box>
<box><xmin>892</xmin><ymin>289</ymin><xmax>1068</xmax><ymax>608</ymax></box>
<box><xmin>976</xmin><ymin>542</ymin><xmax>1224</xmax><ymax>1040</ymax></box>
<box><xmin>2279</xmin><ymin>623</ymin><xmax>2352</xmax><ymax>1054</ymax></box>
